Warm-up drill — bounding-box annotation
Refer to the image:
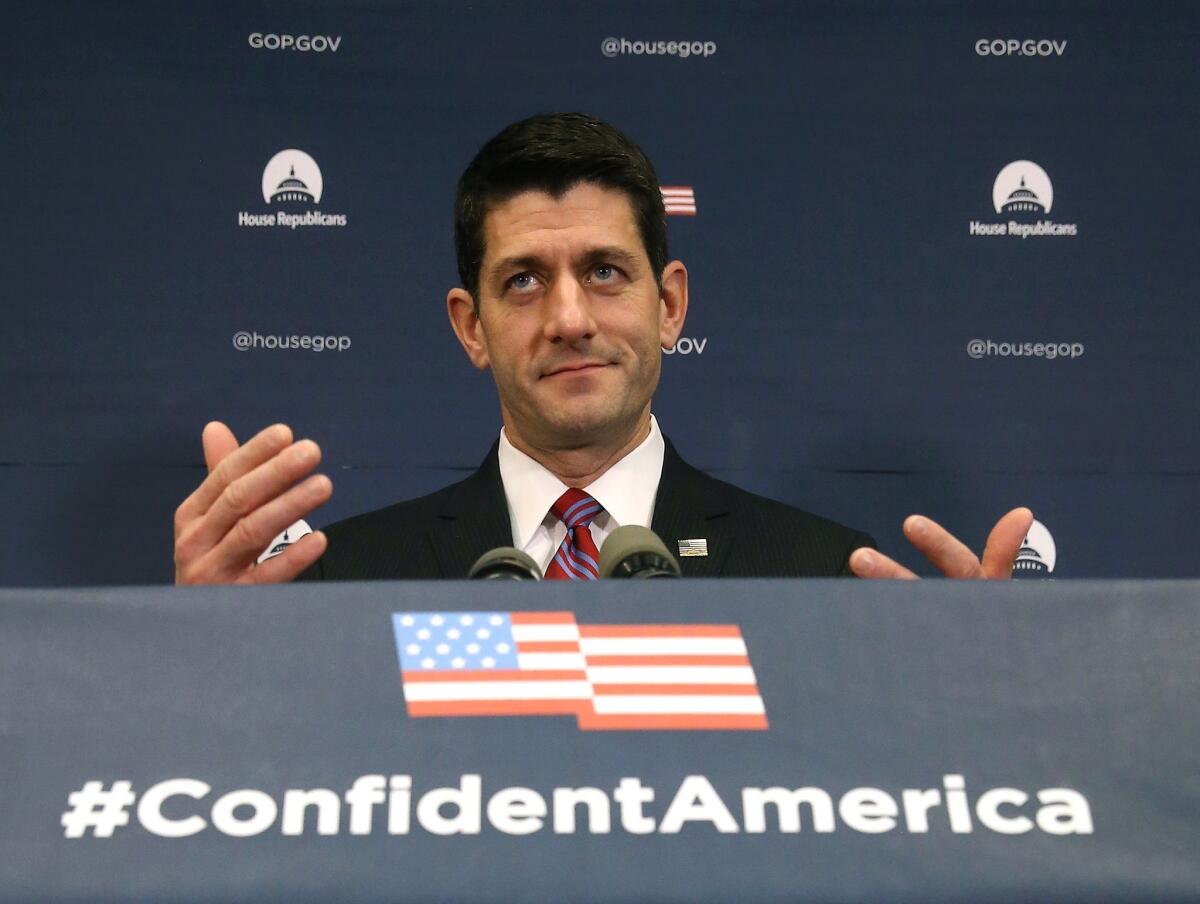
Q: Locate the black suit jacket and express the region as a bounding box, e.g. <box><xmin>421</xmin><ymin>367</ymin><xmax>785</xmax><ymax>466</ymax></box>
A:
<box><xmin>302</xmin><ymin>438</ymin><xmax>874</xmax><ymax>580</ymax></box>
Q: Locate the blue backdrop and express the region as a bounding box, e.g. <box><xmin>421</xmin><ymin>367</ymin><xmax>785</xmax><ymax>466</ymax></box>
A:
<box><xmin>4</xmin><ymin>0</ymin><xmax>1198</xmax><ymax>584</ymax></box>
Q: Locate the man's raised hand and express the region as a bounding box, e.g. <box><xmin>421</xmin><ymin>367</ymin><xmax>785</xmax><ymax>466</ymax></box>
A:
<box><xmin>848</xmin><ymin>507</ymin><xmax>1034</xmax><ymax>580</ymax></box>
<box><xmin>174</xmin><ymin>422</ymin><xmax>332</xmax><ymax>584</ymax></box>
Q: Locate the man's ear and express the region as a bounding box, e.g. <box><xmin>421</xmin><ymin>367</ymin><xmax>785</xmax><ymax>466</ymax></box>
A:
<box><xmin>447</xmin><ymin>288</ymin><xmax>491</xmax><ymax>370</ymax></box>
<box><xmin>658</xmin><ymin>260</ymin><xmax>689</xmax><ymax>349</ymax></box>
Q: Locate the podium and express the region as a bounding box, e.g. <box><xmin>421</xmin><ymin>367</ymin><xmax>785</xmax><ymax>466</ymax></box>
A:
<box><xmin>2</xmin><ymin>579</ymin><xmax>1197</xmax><ymax>901</ymax></box>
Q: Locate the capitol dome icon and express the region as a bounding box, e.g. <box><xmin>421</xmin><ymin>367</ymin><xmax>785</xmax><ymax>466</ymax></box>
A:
<box><xmin>257</xmin><ymin>519</ymin><xmax>313</xmax><ymax>564</ymax></box>
<box><xmin>1013</xmin><ymin>519</ymin><xmax>1056</xmax><ymax>577</ymax></box>
<box><xmin>992</xmin><ymin>160</ymin><xmax>1053</xmax><ymax>215</ymax></box>
<box><xmin>1000</xmin><ymin>176</ymin><xmax>1044</xmax><ymax>214</ymax></box>
<box><xmin>261</xmin><ymin>149</ymin><xmax>324</xmax><ymax>205</ymax></box>
<box><xmin>270</xmin><ymin>165</ymin><xmax>315</xmax><ymax>203</ymax></box>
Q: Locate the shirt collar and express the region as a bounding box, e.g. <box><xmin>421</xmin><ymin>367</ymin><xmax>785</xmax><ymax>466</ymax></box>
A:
<box><xmin>497</xmin><ymin>415</ymin><xmax>666</xmax><ymax>548</ymax></box>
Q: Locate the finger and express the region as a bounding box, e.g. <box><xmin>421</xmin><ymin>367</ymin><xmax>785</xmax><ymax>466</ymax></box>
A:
<box><xmin>904</xmin><ymin>514</ymin><xmax>984</xmax><ymax>579</ymax></box>
<box><xmin>202</xmin><ymin>421</ymin><xmax>240</xmax><ymax>473</ymax></box>
<box><xmin>188</xmin><ymin>439</ymin><xmax>322</xmax><ymax>553</ymax></box>
<box><xmin>848</xmin><ymin>547</ymin><xmax>919</xmax><ymax>580</ymax></box>
<box><xmin>201</xmin><ymin>473</ymin><xmax>333</xmax><ymax>574</ymax></box>
<box><xmin>241</xmin><ymin>531</ymin><xmax>328</xmax><ymax>584</ymax></box>
<box><xmin>980</xmin><ymin>507</ymin><xmax>1035</xmax><ymax>579</ymax></box>
<box><xmin>177</xmin><ymin>423</ymin><xmax>293</xmax><ymax>527</ymax></box>
<box><xmin>176</xmin><ymin>422</ymin><xmax>242</xmax><ymax>541</ymax></box>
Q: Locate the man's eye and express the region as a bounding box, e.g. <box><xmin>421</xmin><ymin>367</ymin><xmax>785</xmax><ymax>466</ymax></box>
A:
<box><xmin>508</xmin><ymin>273</ymin><xmax>538</xmax><ymax>291</ymax></box>
<box><xmin>592</xmin><ymin>265</ymin><xmax>620</xmax><ymax>282</ymax></box>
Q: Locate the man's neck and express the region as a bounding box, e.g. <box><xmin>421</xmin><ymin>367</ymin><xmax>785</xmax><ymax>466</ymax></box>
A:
<box><xmin>502</xmin><ymin>411</ymin><xmax>652</xmax><ymax>488</ymax></box>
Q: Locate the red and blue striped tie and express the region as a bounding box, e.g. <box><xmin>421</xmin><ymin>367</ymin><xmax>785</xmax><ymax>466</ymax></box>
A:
<box><xmin>544</xmin><ymin>489</ymin><xmax>603</xmax><ymax>580</ymax></box>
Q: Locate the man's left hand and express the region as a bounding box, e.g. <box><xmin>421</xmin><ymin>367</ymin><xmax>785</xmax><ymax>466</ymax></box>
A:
<box><xmin>848</xmin><ymin>507</ymin><xmax>1034</xmax><ymax>579</ymax></box>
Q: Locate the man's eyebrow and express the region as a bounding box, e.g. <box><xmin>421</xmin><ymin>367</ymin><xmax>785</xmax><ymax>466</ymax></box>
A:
<box><xmin>485</xmin><ymin>254</ymin><xmax>545</xmax><ymax>281</ymax></box>
<box><xmin>579</xmin><ymin>246</ymin><xmax>642</xmax><ymax>268</ymax></box>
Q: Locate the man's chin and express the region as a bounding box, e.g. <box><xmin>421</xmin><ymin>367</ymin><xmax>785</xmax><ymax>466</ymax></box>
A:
<box><xmin>544</xmin><ymin>411</ymin><xmax>615</xmax><ymax>439</ymax></box>
<box><xmin>532</xmin><ymin>404</ymin><xmax>635</xmax><ymax>447</ymax></box>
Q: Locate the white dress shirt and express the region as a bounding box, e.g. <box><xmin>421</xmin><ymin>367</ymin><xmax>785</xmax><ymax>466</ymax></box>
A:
<box><xmin>496</xmin><ymin>416</ymin><xmax>666</xmax><ymax>575</ymax></box>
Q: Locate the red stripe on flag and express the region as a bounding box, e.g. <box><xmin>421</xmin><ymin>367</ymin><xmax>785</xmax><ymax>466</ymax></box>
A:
<box><xmin>516</xmin><ymin>641</ymin><xmax>581</xmax><ymax>652</ymax></box>
<box><xmin>408</xmin><ymin>700</ymin><xmax>587</xmax><ymax>717</ymax></box>
<box><xmin>580</xmin><ymin>624</ymin><xmax>742</xmax><ymax>637</ymax></box>
<box><xmin>510</xmin><ymin>611</ymin><xmax>576</xmax><ymax>624</ymax></box>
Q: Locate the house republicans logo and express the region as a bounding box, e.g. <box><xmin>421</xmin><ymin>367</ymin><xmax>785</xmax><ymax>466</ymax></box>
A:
<box><xmin>262</xmin><ymin>150</ymin><xmax>323</xmax><ymax>203</ymax></box>
<box><xmin>237</xmin><ymin>149</ymin><xmax>347</xmax><ymax>229</ymax></box>
<box><xmin>969</xmin><ymin>161</ymin><xmax>1077</xmax><ymax>239</ymax></box>
<box><xmin>993</xmin><ymin>161</ymin><xmax>1054</xmax><ymax>214</ymax></box>
<box><xmin>256</xmin><ymin>519</ymin><xmax>313</xmax><ymax>564</ymax></box>
<box><xmin>1013</xmin><ymin>519</ymin><xmax>1056</xmax><ymax>577</ymax></box>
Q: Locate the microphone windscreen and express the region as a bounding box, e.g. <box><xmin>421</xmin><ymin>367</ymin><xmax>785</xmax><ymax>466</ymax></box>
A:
<box><xmin>468</xmin><ymin>546</ymin><xmax>542</xmax><ymax>580</ymax></box>
<box><xmin>598</xmin><ymin>525</ymin><xmax>682</xmax><ymax>579</ymax></box>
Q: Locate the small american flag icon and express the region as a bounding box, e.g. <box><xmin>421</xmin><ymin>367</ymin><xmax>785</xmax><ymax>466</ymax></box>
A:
<box><xmin>661</xmin><ymin>185</ymin><xmax>697</xmax><ymax>216</ymax></box>
<box><xmin>393</xmin><ymin>611</ymin><xmax>766</xmax><ymax>731</ymax></box>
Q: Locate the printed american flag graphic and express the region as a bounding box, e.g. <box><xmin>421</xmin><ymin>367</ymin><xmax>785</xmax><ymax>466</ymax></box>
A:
<box><xmin>392</xmin><ymin>611</ymin><xmax>767</xmax><ymax>730</ymax></box>
<box><xmin>660</xmin><ymin>185</ymin><xmax>697</xmax><ymax>216</ymax></box>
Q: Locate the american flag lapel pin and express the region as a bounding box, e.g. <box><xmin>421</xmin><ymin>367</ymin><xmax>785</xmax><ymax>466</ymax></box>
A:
<box><xmin>677</xmin><ymin>539</ymin><xmax>708</xmax><ymax>558</ymax></box>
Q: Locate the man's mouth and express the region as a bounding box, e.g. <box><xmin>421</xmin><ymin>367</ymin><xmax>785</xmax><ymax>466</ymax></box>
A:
<box><xmin>542</xmin><ymin>361</ymin><xmax>612</xmax><ymax>378</ymax></box>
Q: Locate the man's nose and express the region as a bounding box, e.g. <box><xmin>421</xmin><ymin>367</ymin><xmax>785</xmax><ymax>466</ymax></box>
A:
<box><xmin>543</xmin><ymin>276</ymin><xmax>597</xmax><ymax>344</ymax></box>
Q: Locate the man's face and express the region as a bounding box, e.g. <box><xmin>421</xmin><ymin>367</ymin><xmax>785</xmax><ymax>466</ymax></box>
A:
<box><xmin>451</xmin><ymin>182</ymin><xmax>686</xmax><ymax>452</ymax></box>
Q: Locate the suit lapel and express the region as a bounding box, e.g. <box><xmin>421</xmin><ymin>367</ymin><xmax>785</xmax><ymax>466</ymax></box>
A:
<box><xmin>427</xmin><ymin>442</ymin><xmax>513</xmax><ymax>578</ymax></box>
<box><xmin>651</xmin><ymin>438</ymin><xmax>735</xmax><ymax>577</ymax></box>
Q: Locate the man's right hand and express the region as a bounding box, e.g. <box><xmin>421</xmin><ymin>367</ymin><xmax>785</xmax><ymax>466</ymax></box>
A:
<box><xmin>174</xmin><ymin>422</ymin><xmax>332</xmax><ymax>584</ymax></box>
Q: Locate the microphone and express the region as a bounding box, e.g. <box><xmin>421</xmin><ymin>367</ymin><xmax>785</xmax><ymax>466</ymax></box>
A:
<box><xmin>468</xmin><ymin>547</ymin><xmax>542</xmax><ymax>580</ymax></box>
<box><xmin>598</xmin><ymin>526</ymin><xmax>682</xmax><ymax>579</ymax></box>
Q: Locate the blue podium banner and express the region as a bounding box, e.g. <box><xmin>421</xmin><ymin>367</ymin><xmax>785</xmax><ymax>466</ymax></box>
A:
<box><xmin>2</xmin><ymin>579</ymin><xmax>1197</xmax><ymax>901</ymax></box>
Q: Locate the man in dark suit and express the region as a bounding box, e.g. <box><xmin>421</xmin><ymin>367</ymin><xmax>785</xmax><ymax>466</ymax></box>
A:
<box><xmin>173</xmin><ymin>113</ymin><xmax>1030</xmax><ymax>584</ymax></box>
<box><xmin>303</xmin><ymin>437</ymin><xmax>873</xmax><ymax>580</ymax></box>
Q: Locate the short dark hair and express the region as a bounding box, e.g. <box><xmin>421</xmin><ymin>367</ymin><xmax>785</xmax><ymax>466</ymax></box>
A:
<box><xmin>454</xmin><ymin>112</ymin><xmax>668</xmax><ymax>304</ymax></box>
